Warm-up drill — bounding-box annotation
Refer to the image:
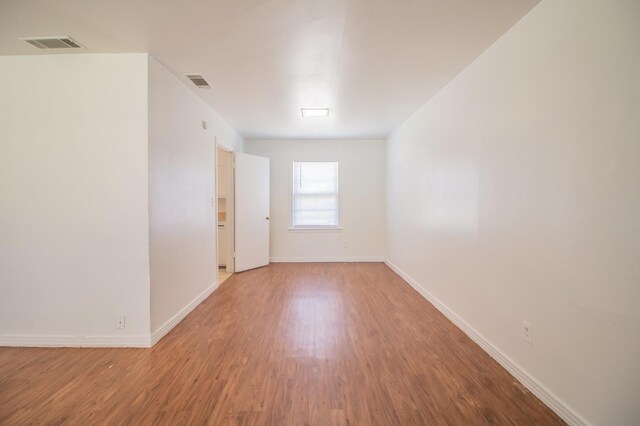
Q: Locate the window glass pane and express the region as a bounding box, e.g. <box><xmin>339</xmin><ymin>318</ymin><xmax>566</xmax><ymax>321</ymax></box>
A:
<box><xmin>292</xmin><ymin>161</ymin><xmax>339</xmax><ymax>227</ymax></box>
<box><xmin>293</xmin><ymin>162</ymin><xmax>337</xmax><ymax>194</ymax></box>
<box><xmin>294</xmin><ymin>210</ymin><xmax>338</xmax><ymax>227</ymax></box>
<box><xmin>294</xmin><ymin>194</ymin><xmax>337</xmax><ymax>212</ymax></box>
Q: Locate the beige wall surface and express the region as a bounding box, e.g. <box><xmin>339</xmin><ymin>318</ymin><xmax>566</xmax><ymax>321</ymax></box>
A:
<box><xmin>0</xmin><ymin>54</ymin><xmax>151</xmax><ymax>342</ymax></box>
<box><xmin>246</xmin><ymin>139</ymin><xmax>386</xmax><ymax>262</ymax></box>
<box><xmin>386</xmin><ymin>0</ymin><xmax>640</xmax><ymax>424</ymax></box>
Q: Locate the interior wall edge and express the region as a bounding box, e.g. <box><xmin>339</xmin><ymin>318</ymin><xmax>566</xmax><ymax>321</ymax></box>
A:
<box><xmin>150</xmin><ymin>280</ymin><xmax>220</xmax><ymax>346</ymax></box>
<box><xmin>147</xmin><ymin>56</ymin><xmax>245</xmax><ymax>153</ymax></box>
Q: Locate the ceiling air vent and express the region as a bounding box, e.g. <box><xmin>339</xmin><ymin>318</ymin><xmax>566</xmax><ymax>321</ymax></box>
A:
<box><xmin>185</xmin><ymin>74</ymin><xmax>211</xmax><ymax>89</ymax></box>
<box><xmin>22</xmin><ymin>36</ymin><xmax>83</xmax><ymax>49</ymax></box>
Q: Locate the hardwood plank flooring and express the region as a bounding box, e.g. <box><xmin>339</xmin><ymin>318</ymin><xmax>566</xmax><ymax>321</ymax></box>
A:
<box><xmin>0</xmin><ymin>263</ymin><xmax>563</xmax><ymax>425</ymax></box>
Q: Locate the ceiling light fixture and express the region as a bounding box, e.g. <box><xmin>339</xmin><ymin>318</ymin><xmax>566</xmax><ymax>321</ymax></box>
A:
<box><xmin>301</xmin><ymin>108</ymin><xmax>329</xmax><ymax>118</ymax></box>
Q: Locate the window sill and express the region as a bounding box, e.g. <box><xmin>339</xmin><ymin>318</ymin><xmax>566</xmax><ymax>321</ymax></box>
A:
<box><xmin>288</xmin><ymin>227</ymin><xmax>343</xmax><ymax>233</ymax></box>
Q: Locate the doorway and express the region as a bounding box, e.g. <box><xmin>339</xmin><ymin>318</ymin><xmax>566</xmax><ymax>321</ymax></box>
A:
<box><xmin>216</xmin><ymin>145</ymin><xmax>234</xmax><ymax>284</ymax></box>
<box><xmin>216</xmin><ymin>148</ymin><xmax>270</xmax><ymax>277</ymax></box>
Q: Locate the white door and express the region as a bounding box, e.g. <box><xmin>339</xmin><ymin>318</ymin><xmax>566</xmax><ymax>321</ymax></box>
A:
<box><xmin>234</xmin><ymin>152</ymin><xmax>270</xmax><ymax>272</ymax></box>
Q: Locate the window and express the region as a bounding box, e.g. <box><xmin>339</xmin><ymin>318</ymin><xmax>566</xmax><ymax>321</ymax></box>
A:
<box><xmin>292</xmin><ymin>161</ymin><xmax>339</xmax><ymax>229</ymax></box>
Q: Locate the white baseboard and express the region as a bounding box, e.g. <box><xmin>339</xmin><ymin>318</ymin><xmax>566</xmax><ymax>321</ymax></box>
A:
<box><xmin>0</xmin><ymin>281</ymin><xmax>221</xmax><ymax>349</ymax></box>
<box><xmin>0</xmin><ymin>333</ymin><xmax>151</xmax><ymax>348</ymax></box>
<box><xmin>384</xmin><ymin>260</ymin><xmax>588</xmax><ymax>426</ymax></box>
<box><xmin>150</xmin><ymin>280</ymin><xmax>220</xmax><ymax>346</ymax></box>
<box><xmin>270</xmin><ymin>256</ymin><xmax>384</xmax><ymax>263</ymax></box>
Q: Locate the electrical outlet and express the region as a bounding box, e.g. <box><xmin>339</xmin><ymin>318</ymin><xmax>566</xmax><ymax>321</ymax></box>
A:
<box><xmin>116</xmin><ymin>315</ymin><xmax>126</xmax><ymax>330</ymax></box>
<box><xmin>522</xmin><ymin>321</ymin><xmax>532</xmax><ymax>345</ymax></box>
<box><xmin>343</xmin><ymin>242</ymin><xmax>348</xmax><ymax>248</ymax></box>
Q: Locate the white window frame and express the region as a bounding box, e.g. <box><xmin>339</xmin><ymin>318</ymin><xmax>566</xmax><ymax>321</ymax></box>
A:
<box><xmin>289</xmin><ymin>161</ymin><xmax>342</xmax><ymax>231</ymax></box>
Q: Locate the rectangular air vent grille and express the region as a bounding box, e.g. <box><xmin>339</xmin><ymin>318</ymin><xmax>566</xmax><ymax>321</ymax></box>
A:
<box><xmin>185</xmin><ymin>74</ymin><xmax>211</xmax><ymax>89</ymax></box>
<box><xmin>22</xmin><ymin>36</ymin><xmax>83</xmax><ymax>49</ymax></box>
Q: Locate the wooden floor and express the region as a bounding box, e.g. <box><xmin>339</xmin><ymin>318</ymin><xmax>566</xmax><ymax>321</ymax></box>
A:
<box><xmin>219</xmin><ymin>268</ymin><xmax>233</xmax><ymax>285</ymax></box>
<box><xmin>0</xmin><ymin>263</ymin><xmax>563</xmax><ymax>425</ymax></box>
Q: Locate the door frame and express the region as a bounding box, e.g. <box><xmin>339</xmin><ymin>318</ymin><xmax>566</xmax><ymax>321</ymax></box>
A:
<box><xmin>216</xmin><ymin>144</ymin><xmax>235</xmax><ymax>274</ymax></box>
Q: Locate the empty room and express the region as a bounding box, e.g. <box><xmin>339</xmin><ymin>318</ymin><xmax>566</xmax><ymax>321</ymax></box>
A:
<box><xmin>0</xmin><ymin>0</ymin><xmax>638</xmax><ymax>425</ymax></box>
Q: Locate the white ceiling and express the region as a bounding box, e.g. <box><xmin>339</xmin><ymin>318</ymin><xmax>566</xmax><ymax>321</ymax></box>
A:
<box><xmin>0</xmin><ymin>0</ymin><xmax>539</xmax><ymax>139</ymax></box>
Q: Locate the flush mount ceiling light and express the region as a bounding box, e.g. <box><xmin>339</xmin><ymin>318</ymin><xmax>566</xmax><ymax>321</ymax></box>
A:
<box><xmin>301</xmin><ymin>108</ymin><xmax>330</xmax><ymax>118</ymax></box>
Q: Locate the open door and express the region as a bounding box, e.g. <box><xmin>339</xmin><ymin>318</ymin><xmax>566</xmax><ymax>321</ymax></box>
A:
<box><xmin>234</xmin><ymin>152</ymin><xmax>270</xmax><ymax>272</ymax></box>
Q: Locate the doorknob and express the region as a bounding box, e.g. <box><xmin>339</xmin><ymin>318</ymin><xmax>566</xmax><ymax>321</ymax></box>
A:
<box><xmin>266</xmin><ymin>217</ymin><xmax>270</xmax><ymax>220</ymax></box>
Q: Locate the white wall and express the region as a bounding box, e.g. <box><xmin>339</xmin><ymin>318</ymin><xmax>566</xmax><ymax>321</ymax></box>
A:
<box><xmin>245</xmin><ymin>139</ymin><xmax>385</xmax><ymax>262</ymax></box>
<box><xmin>148</xmin><ymin>58</ymin><xmax>244</xmax><ymax>335</ymax></box>
<box><xmin>210</xmin><ymin>108</ymin><xmax>244</xmax><ymax>154</ymax></box>
<box><xmin>385</xmin><ymin>0</ymin><xmax>640</xmax><ymax>424</ymax></box>
<box><xmin>0</xmin><ymin>54</ymin><xmax>151</xmax><ymax>344</ymax></box>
